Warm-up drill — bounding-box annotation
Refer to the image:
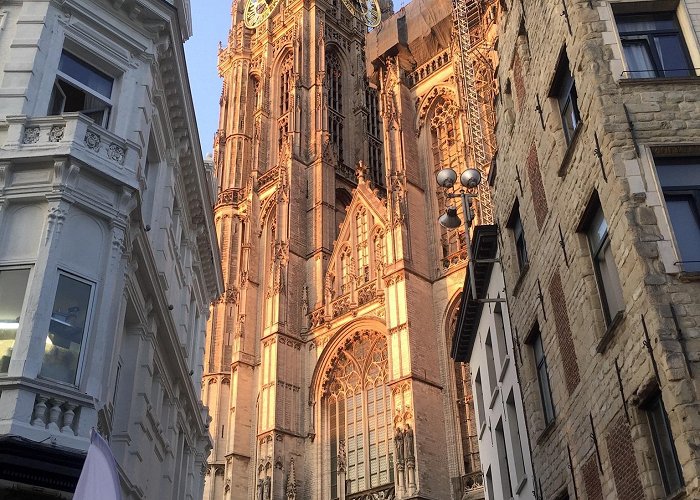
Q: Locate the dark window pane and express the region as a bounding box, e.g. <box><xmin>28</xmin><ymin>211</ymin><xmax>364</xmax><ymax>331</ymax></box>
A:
<box><xmin>656</xmin><ymin>157</ymin><xmax>700</xmax><ymax>186</ymax></box>
<box><xmin>665</xmin><ymin>195</ymin><xmax>700</xmax><ymax>272</ymax></box>
<box><xmin>654</xmin><ymin>35</ymin><xmax>692</xmax><ymax>76</ymax></box>
<box><xmin>59</xmin><ymin>52</ymin><xmax>113</xmax><ymax>98</ymax></box>
<box><xmin>622</xmin><ymin>40</ymin><xmax>657</xmax><ymax>77</ymax></box>
<box><xmin>41</xmin><ymin>274</ymin><xmax>92</xmax><ymax>384</ymax></box>
<box><xmin>647</xmin><ymin>396</ymin><xmax>684</xmax><ymax>494</ymax></box>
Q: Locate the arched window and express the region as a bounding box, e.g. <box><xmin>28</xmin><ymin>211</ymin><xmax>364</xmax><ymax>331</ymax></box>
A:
<box><xmin>430</xmin><ymin>96</ymin><xmax>466</xmax><ymax>263</ymax></box>
<box><xmin>326</xmin><ymin>51</ymin><xmax>344</xmax><ymax>161</ymax></box>
<box><xmin>335</xmin><ymin>188</ymin><xmax>352</xmax><ymax>240</ymax></box>
<box><xmin>324</xmin><ymin>331</ymin><xmax>393</xmax><ymax>496</ymax></box>
<box><xmin>278</xmin><ymin>53</ymin><xmax>294</xmax><ymax>151</ymax></box>
<box><xmin>356</xmin><ymin>208</ymin><xmax>369</xmax><ymax>283</ymax></box>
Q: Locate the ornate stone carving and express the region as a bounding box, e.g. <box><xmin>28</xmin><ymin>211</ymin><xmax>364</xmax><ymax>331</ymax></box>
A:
<box><xmin>108</xmin><ymin>143</ymin><xmax>126</xmax><ymax>164</ymax></box>
<box><xmin>48</xmin><ymin>125</ymin><xmax>65</xmax><ymax>142</ymax></box>
<box><xmin>22</xmin><ymin>126</ymin><xmax>40</xmax><ymax>144</ymax></box>
<box><xmin>84</xmin><ymin>131</ymin><xmax>101</xmax><ymax>151</ymax></box>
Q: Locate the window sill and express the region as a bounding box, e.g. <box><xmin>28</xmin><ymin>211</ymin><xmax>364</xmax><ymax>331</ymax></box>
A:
<box><xmin>515</xmin><ymin>475</ymin><xmax>528</xmax><ymax>495</ymax></box>
<box><xmin>677</xmin><ymin>271</ymin><xmax>700</xmax><ymax>283</ymax></box>
<box><xmin>557</xmin><ymin>125</ymin><xmax>583</xmax><ymax>178</ymax></box>
<box><xmin>595</xmin><ymin>310</ymin><xmax>625</xmax><ymax>354</ymax></box>
<box><xmin>666</xmin><ymin>487</ymin><xmax>687</xmax><ymax>500</ymax></box>
<box><xmin>489</xmin><ymin>386</ymin><xmax>500</xmax><ymax>410</ymax></box>
<box><xmin>619</xmin><ymin>75</ymin><xmax>699</xmax><ymax>86</ymax></box>
<box><xmin>511</xmin><ymin>264</ymin><xmax>530</xmax><ymax>297</ymax></box>
<box><xmin>479</xmin><ymin>420</ymin><xmax>487</xmax><ymax>440</ymax></box>
<box><xmin>498</xmin><ymin>356</ymin><xmax>510</xmax><ymax>383</ymax></box>
<box><xmin>535</xmin><ymin>418</ymin><xmax>556</xmax><ymax>446</ymax></box>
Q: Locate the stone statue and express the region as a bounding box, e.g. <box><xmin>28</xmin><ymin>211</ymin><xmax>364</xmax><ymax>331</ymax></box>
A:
<box><xmin>394</xmin><ymin>427</ymin><xmax>404</xmax><ymax>463</ymax></box>
<box><xmin>404</xmin><ymin>424</ymin><xmax>414</xmax><ymax>461</ymax></box>
<box><xmin>337</xmin><ymin>439</ymin><xmax>347</xmax><ymax>471</ymax></box>
<box><xmin>263</xmin><ymin>476</ymin><xmax>271</xmax><ymax>500</ymax></box>
<box><xmin>257</xmin><ymin>479</ymin><xmax>264</xmax><ymax>500</ymax></box>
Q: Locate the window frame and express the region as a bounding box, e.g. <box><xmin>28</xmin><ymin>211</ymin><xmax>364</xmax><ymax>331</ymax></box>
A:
<box><xmin>641</xmin><ymin>392</ymin><xmax>685</xmax><ymax>495</ymax></box>
<box><xmin>40</xmin><ymin>270</ymin><xmax>96</xmax><ymax>386</ymax></box>
<box><xmin>614</xmin><ymin>10</ymin><xmax>694</xmax><ymax>79</ymax></box>
<box><xmin>50</xmin><ymin>50</ymin><xmax>115</xmax><ymax>129</ymax></box>
<box><xmin>652</xmin><ymin>155</ymin><xmax>700</xmax><ymax>273</ymax></box>
<box><xmin>528</xmin><ymin>324</ymin><xmax>555</xmax><ymax>426</ymax></box>
<box><xmin>579</xmin><ymin>194</ymin><xmax>625</xmax><ymax>326</ymax></box>
<box><xmin>0</xmin><ymin>265</ymin><xmax>33</xmax><ymax>374</ymax></box>
<box><xmin>549</xmin><ymin>52</ymin><xmax>581</xmax><ymax>145</ymax></box>
<box><xmin>507</xmin><ymin>200</ymin><xmax>529</xmax><ymax>275</ymax></box>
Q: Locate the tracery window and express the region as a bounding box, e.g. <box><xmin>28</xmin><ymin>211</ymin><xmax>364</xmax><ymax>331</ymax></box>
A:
<box><xmin>430</xmin><ymin>96</ymin><xmax>466</xmax><ymax>262</ymax></box>
<box><xmin>356</xmin><ymin>208</ymin><xmax>370</xmax><ymax>284</ymax></box>
<box><xmin>325</xmin><ymin>332</ymin><xmax>393</xmax><ymax>496</ymax></box>
<box><xmin>278</xmin><ymin>53</ymin><xmax>294</xmax><ymax>151</ymax></box>
<box><xmin>365</xmin><ymin>87</ymin><xmax>385</xmax><ymax>188</ymax></box>
<box><xmin>326</xmin><ymin>51</ymin><xmax>344</xmax><ymax>162</ymax></box>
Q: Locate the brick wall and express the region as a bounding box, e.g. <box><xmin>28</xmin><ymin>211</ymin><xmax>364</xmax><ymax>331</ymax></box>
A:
<box><xmin>548</xmin><ymin>269</ymin><xmax>580</xmax><ymax>395</ymax></box>
<box><xmin>582</xmin><ymin>454</ymin><xmax>603</xmax><ymax>500</ymax></box>
<box><xmin>606</xmin><ymin>416</ymin><xmax>644</xmax><ymax>500</ymax></box>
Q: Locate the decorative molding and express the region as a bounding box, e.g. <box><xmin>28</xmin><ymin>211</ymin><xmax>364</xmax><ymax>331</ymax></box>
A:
<box><xmin>22</xmin><ymin>126</ymin><xmax>40</xmax><ymax>144</ymax></box>
<box><xmin>84</xmin><ymin>131</ymin><xmax>101</xmax><ymax>151</ymax></box>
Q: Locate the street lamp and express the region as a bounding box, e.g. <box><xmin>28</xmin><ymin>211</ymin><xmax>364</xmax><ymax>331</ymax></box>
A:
<box><xmin>436</xmin><ymin>167</ymin><xmax>482</xmax><ymax>299</ymax></box>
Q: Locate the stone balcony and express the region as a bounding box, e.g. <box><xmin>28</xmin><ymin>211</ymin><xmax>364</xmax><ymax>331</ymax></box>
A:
<box><xmin>0</xmin><ymin>113</ymin><xmax>141</xmax><ymax>190</ymax></box>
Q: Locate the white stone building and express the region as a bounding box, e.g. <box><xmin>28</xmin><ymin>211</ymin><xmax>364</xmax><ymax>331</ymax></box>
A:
<box><xmin>0</xmin><ymin>0</ymin><xmax>222</xmax><ymax>499</ymax></box>
<box><xmin>452</xmin><ymin>225</ymin><xmax>536</xmax><ymax>500</ymax></box>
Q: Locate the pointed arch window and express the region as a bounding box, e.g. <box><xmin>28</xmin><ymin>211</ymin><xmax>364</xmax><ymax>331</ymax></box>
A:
<box><xmin>356</xmin><ymin>208</ymin><xmax>370</xmax><ymax>284</ymax></box>
<box><xmin>325</xmin><ymin>332</ymin><xmax>393</xmax><ymax>496</ymax></box>
<box><xmin>326</xmin><ymin>51</ymin><xmax>344</xmax><ymax>161</ymax></box>
<box><xmin>278</xmin><ymin>53</ymin><xmax>294</xmax><ymax>151</ymax></box>
<box><xmin>430</xmin><ymin>96</ymin><xmax>467</xmax><ymax>263</ymax></box>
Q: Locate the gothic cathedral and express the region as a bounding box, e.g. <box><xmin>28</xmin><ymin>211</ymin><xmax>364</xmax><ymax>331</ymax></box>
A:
<box><xmin>202</xmin><ymin>0</ymin><xmax>500</xmax><ymax>498</ymax></box>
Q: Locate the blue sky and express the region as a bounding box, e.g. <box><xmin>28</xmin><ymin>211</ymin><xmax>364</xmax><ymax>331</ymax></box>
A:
<box><xmin>184</xmin><ymin>2</ymin><xmax>231</xmax><ymax>157</ymax></box>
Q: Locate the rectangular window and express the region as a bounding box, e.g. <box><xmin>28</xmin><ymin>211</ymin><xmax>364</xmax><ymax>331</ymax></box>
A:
<box><xmin>644</xmin><ymin>393</ymin><xmax>684</xmax><ymax>494</ymax></box>
<box><xmin>507</xmin><ymin>201</ymin><xmax>529</xmax><ymax>274</ymax></box>
<box><xmin>0</xmin><ymin>268</ymin><xmax>31</xmax><ymax>373</ymax></box>
<box><xmin>49</xmin><ymin>51</ymin><xmax>114</xmax><ymax>128</ymax></box>
<box><xmin>583</xmin><ymin>197</ymin><xmax>625</xmax><ymax>325</ymax></box>
<box><xmin>530</xmin><ymin>325</ymin><xmax>555</xmax><ymax>425</ymax></box>
<box><xmin>41</xmin><ymin>273</ymin><xmax>93</xmax><ymax>384</ymax></box>
<box><xmin>485</xmin><ymin>331</ymin><xmax>498</xmax><ymax>402</ymax></box>
<box><xmin>550</xmin><ymin>54</ymin><xmax>581</xmax><ymax>144</ymax></box>
<box><xmin>495</xmin><ymin>419</ymin><xmax>513</xmax><ymax>499</ymax></box>
<box><xmin>616</xmin><ymin>11</ymin><xmax>693</xmax><ymax>78</ymax></box>
<box><xmin>475</xmin><ymin>370</ymin><xmax>486</xmax><ymax>431</ymax></box>
<box><xmin>654</xmin><ymin>156</ymin><xmax>700</xmax><ymax>272</ymax></box>
<box><xmin>506</xmin><ymin>390</ymin><xmax>527</xmax><ymax>488</ymax></box>
<box><xmin>494</xmin><ymin>303</ymin><xmax>508</xmax><ymax>371</ymax></box>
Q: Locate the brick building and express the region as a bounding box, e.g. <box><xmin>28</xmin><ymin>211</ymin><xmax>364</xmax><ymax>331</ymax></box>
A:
<box><xmin>201</xmin><ymin>0</ymin><xmax>501</xmax><ymax>498</ymax></box>
<box><xmin>488</xmin><ymin>0</ymin><xmax>700</xmax><ymax>498</ymax></box>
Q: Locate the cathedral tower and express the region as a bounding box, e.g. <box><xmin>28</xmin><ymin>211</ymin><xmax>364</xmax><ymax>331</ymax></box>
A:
<box><xmin>203</xmin><ymin>0</ymin><xmax>500</xmax><ymax>497</ymax></box>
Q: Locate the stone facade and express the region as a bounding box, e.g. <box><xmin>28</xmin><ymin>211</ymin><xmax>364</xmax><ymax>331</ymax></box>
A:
<box><xmin>492</xmin><ymin>0</ymin><xmax>700</xmax><ymax>499</ymax></box>
<box><xmin>202</xmin><ymin>0</ymin><xmax>500</xmax><ymax>498</ymax></box>
<box><xmin>0</xmin><ymin>0</ymin><xmax>222</xmax><ymax>498</ymax></box>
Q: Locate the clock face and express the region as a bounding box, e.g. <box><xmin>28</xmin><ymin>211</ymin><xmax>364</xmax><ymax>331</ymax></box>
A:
<box><xmin>341</xmin><ymin>0</ymin><xmax>381</xmax><ymax>28</ymax></box>
<box><xmin>243</xmin><ymin>0</ymin><xmax>282</xmax><ymax>29</ymax></box>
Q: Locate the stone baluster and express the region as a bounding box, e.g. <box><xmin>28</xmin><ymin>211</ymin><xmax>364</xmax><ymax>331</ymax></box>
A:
<box><xmin>46</xmin><ymin>398</ymin><xmax>64</xmax><ymax>432</ymax></box>
<box><xmin>31</xmin><ymin>395</ymin><xmax>48</xmax><ymax>427</ymax></box>
<box><xmin>61</xmin><ymin>403</ymin><xmax>76</xmax><ymax>434</ymax></box>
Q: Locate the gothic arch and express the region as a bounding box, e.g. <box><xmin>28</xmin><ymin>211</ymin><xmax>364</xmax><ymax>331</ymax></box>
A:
<box><xmin>308</xmin><ymin>318</ymin><xmax>387</xmax><ymax>405</ymax></box>
<box><xmin>415</xmin><ymin>85</ymin><xmax>459</xmax><ymax>134</ymax></box>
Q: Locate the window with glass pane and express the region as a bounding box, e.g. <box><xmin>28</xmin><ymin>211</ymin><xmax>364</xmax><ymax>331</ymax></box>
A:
<box><xmin>41</xmin><ymin>273</ymin><xmax>92</xmax><ymax>384</ymax></box>
<box><xmin>508</xmin><ymin>202</ymin><xmax>528</xmax><ymax>274</ymax></box>
<box><xmin>551</xmin><ymin>55</ymin><xmax>581</xmax><ymax>144</ymax></box>
<box><xmin>585</xmin><ymin>201</ymin><xmax>625</xmax><ymax>325</ymax></box>
<box><xmin>644</xmin><ymin>393</ymin><xmax>684</xmax><ymax>494</ymax></box>
<box><xmin>0</xmin><ymin>268</ymin><xmax>31</xmax><ymax>373</ymax></box>
<box><xmin>49</xmin><ymin>51</ymin><xmax>114</xmax><ymax>128</ymax></box>
<box><xmin>356</xmin><ymin>209</ymin><xmax>370</xmax><ymax>284</ymax></box>
<box><xmin>325</xmin><ymin>333</ymin><xmax>393</xmax><ymax>496</ymax></box>
<box><xmin>616</xmin><ymin>12</ymin><xmax>693</xmax><ymax>78</ymax></box>
<box><xmin>531</xmin><ymin>326</ymin><xmax>555</xmax><ymax>425</ymax></box>
<box><xmin>654</xmin><ymin>156</ymin><xmax>700</xmax><ymax>272</ymax></box>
